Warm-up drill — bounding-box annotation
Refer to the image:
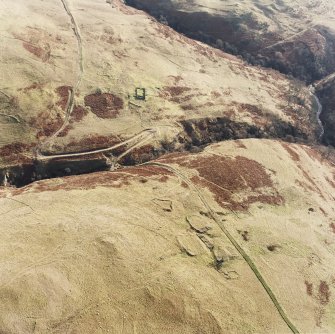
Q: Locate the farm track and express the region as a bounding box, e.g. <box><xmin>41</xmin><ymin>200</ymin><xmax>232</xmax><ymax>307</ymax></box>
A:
<box><xmin>37</xmin><ymin>128</ymin><xmax>156</xmax><ymax>160</ymax></box>
<box><xmin>38</xmin><ymin>0</ymin><xmax>84</xmax><ymax>153</ymax></box>
<box><xmin>35</xmin><ymin>0</ymin><xmax>157</xmax><ymax>163</ymax></box>
<box><xmin>142</xmin><ymin>161</ymin><xmax>300</xmax><ymax>334</ymax></box>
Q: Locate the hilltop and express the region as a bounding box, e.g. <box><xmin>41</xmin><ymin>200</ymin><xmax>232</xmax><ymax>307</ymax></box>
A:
<box><xmin>0</xmin><ymin>1</ymin><xmax>334</xmax><ymax>333</ymax></box>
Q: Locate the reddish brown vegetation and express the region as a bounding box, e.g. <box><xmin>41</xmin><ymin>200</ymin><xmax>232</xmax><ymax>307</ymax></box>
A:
<box><xmin>113</xmin><ymin>0</ymin><xmax>138</xmax><ymax>15</ymax></box>
<box><xmin>58</xmin><ymin>124</ymin><xmax>74</xmax><ymax>137</ymax></box>
<box><xmin>163</xmin><ymin>86</ymin><xmax>192</xmax><ymax>96</ymax></box>
<box><xmin>302</xmin><ymin>146</ymin><xmax>323</xmax><ymax>163</ymax></box>
<box><xmin>168</xmin><ymin>75</ymin><xmax>183</xmax><ymax>85</ymax></box>
<box><xmin>319</xmin><ymin>207</ymin><xmax>327</xmax><ymax>216</ymax></box>
<box><xmin>330</xmin><ymin>223</ymin><xmax>335</xmax><ymax>234</ymax></box>
<box><xmin>174</xmin><ymin>94</ymin><xmax>198</xmax><ymax>104</ymax></box>
<box><xmin>181</xmin><ymin>181</ymin><xmax>189</xmax><ymax>188</ymax></box>
<box><xmin>295</xmin><ymin>179</ymin><xmax>313</xmax><ymax>192</ymax></box>
<box><xmin>181</xmin><ymin>104</ymin><xmax>194</xmax><ymax>111</ymax></box>
<box><xmin>55</xmin><ymin>86</ymin><xmax>71</xmax><ymax>111</ymax></box>
<box><xmin>236</xmin><ymin>140</ymin><xmax>247</xmax><ymax>149</ymax></box>
<box><xmin>298</xmin><ymin>167</ymin><xmax>325</xmax><ymax>199</ymax></box>
<box><xmin>54</xmin><ymin>105</ymin><xmax>88</xmax><ymax>137</ymax></box>
<box><xmin>29</xmin><ymin>111</ymin><xmax>63</xmax><ymax>139</ymax></box>
<box><xmin>119</xmin><ymin>145</ymin><xmax>156</xmax><ymax>165</ymax></box>
<box><xmin>305</xmin><ymin>281</ymin><xmax>313</xmax><ymax>296</ymax></box>
<box><xmin>318</xmin><ymin>281</ymin><xmax>331</xmax><ymax>306</ymax></box>
<box><xmin>245</xmin><ymin>194</ymin><xmax>283</xmax><ymax>207</ymax></box>
<box><xmin>281</xmin><ymin>143</ymin><xmax>300</xmax><ymax>161</ymax></box>
<box><xmin>158</xmin><ymin>152</ymin><xmax>185</xmax><ymax>163</ymax></box>
<box><xmin>60</xmin><ymin>134</ymin><xmax>122</xmax><ymax>154</ymax></box>
<box><xmin>314</xmin><ymin>280</ymin><xmax>332</xmax><ymax>327</ymax></box>
<box><xmin>18</xmin><ymin>82</ymin><xmax>44</xmax><ymax>92</ymax></box>
<box><xmin>211</xmin><ymin>91</ymin><xmax>221</xmax><ymax>98</ymax></box>
<box><xmin>32</xmin><ymin>171</ymin><xmax>132</xmax><ymax>193</ymax></box>
<box><xmin>326</xmin><ymin>176</ymin><xmax>335</xmax><ymax>189</ymax></box>
<box><xmin>70</xmin><ymin>105</ymin><xmax>88</xmax><ymax>123</ymax></box>
<box><xmin>303</xmin><ymin>279</ymin><xmax>331</xmax><ymax>327</ymax></box>
<box><xmin>101</xmin><ymin>29</ymin><xmax>123</xmax><ymax>44</ymax></box>
<box><xmin>0</xmin><ymin>142</ymin><xmax>34</xmax><ymax>164</ymax></box>
<box><xmin>23</xmin><ymin>42</ymin><xmax>50</xmax><ymax>62</ymax></box>
<box><xmin>167</xmin><ymin>154</ymin><xmax>283</xmax><ymax>211</ymax></box>
<box><xmin>240</xmin><ymin>103</ymin><xmax>264</xmax><ymax>115</ymax></box>
<box><xmin>84</xmin><ymin>92</ymin><xmax>123</xmax><ymax>118</ymax></box>
<box><xmin>121</xmin><ymin>166</ymin><xmax>173</xmax><ymax>181</ymax></box>
<box><xmin>159</xmin><ymin>86</ymin><xmax>196</xmax><ymax>104</ymax></box>
<box><xmin>158</xmin><ymin>175</ymin><xmax>169</xmax><ymax>182</ymax></box>
<box><xmin>153</xmin><ymin>21</ymin><xmax>178</xmax><ymax>42</ymax></box>
<box><xmin>290</xmin><ymin>148</ymin><xmax>326</xmax><ymax>198</ymax></box>
<box><xmin>7</xmin><ymin>164</ymin><xmax>175</xmax><ymax>196</ymax></box>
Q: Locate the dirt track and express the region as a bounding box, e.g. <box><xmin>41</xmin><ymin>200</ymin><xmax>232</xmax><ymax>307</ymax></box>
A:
<box><xmin>39</xmin><ymin>0</ymin><xmax>84</xmax><ymax>151</ymax></box>
<box><xmin>143</xmin><ymin>160</ymin><xmax>300</xmax><ymax>334</ymax></box>
<box><xmin>37</xmin><ymin>128</ymin><xmax>156</xmax><ymax>160</ymax></box>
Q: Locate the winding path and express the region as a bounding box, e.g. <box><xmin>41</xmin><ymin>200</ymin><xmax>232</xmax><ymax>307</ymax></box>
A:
<box><xmin>38</xmin><ymin>0</ymin><xmax>84</xmax><ymax>154</ymax></box>
<box><xmin>36</xmin><ymin>0</ymin><xmax>157</xmax><ymax>163</ymax></box>
<box><xmin>37</xmin><ymin>128</ymin><xmax>156</xmax><ymax>161</ymax></box>
<box><xmin>55</xmin><ymin>0</ymin><xmax>83</xmax><ymax>135</ymax></box>
<box><xmin>142</xmin><ymin>161</ymin><xmax>300</xmax><ymax>334</ymax></box>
